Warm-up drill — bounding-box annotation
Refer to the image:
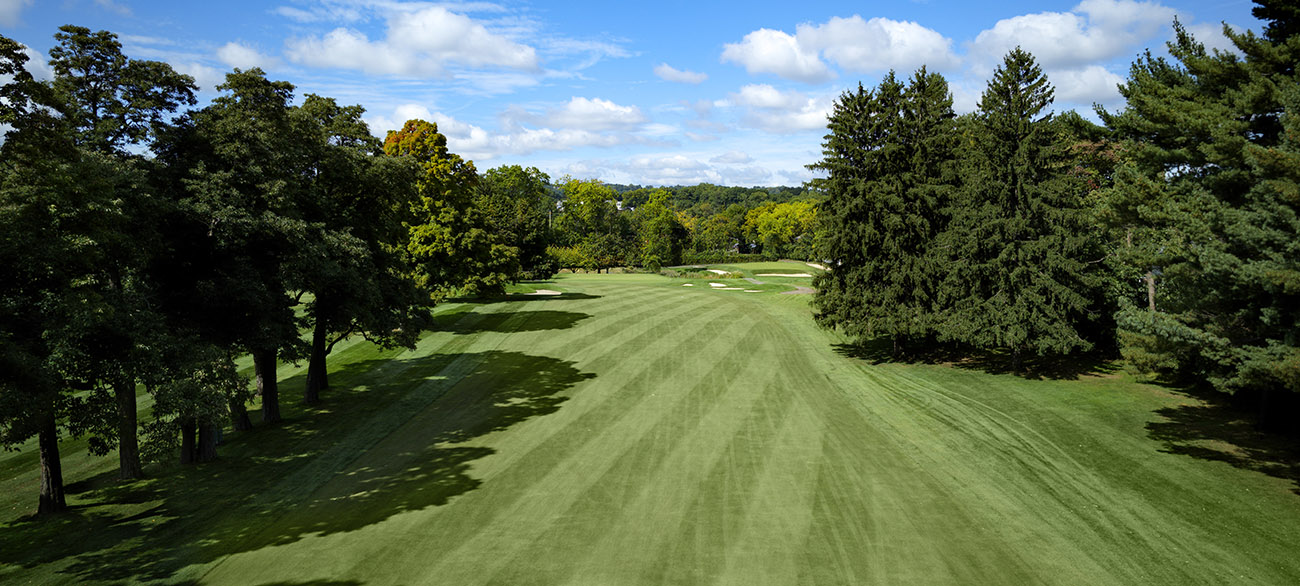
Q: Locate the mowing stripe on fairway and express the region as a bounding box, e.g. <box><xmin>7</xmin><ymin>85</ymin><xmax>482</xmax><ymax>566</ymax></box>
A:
<box><xmin>5</xmin><ymin>271</ymin><xmax>1300</xmax><ymax>585</ymax></box>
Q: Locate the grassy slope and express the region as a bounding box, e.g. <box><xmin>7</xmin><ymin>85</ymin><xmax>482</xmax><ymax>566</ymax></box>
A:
<box><xmin>1</xmin><ymin>268</ymin><xmax>1298</xmax><ymax>585</ymax></box>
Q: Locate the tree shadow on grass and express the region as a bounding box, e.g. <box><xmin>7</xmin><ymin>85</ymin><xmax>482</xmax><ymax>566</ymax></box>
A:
<box><xmin>0</xmin><ymin>349</ymin><xmax>594</xmax><ymax>583</ymax></box>
<box><xmin>449</xmin><ymin>292</ymin><xmax>603</xmax><ymax>304</ymax></box>
<box><xmin>832</xmin><ymin>338</ymin><xmax>1119</xmax><ymax>381</ymax></box>
<box><xmin>438</xmin><ymin>309</ymin><xmax>592</xmax><ymax>335</ymax></box>
<box><xmin>1146</xmin><ymin>386</ymin><xmax>1300</xmax><ymax>496</ymax></box>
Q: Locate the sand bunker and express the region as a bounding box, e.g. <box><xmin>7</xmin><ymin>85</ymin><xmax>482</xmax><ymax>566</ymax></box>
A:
<box><xmin>744</xmin><ymin>290</ymin><xmax>761</xmax><ymax>293</ymax></box>
<box><xmin>806</xmin><ymin>263</ymin><xmax>830</xmax><ymax>271</ymax></box>
<box><xmin>755</xmin><ymin>273</ymin><xmax>813</xmax><ymax>278</ymax></box>
<box><xmin>709</xmin><ymin>282</ymin><xmax>727</xmax><ymax>288</ymax></box>
<box><xmin>718</xmin><ymin>287</ymin><xmax>744</xmax><ymax>290</ymax></box>
<box><xmin>706</xmin><ymin>269</ymin><xmax>730</xmax><ymax>274</ymax></box>
<box><xmin>526</xmin><ymin>289</ymin><xmax>562</xmax><ymax>296</ymax></box>
<box><xmin>682</xmin><ymin>283</ymin><xmax>694</xmax><ymax>286</ymax></box>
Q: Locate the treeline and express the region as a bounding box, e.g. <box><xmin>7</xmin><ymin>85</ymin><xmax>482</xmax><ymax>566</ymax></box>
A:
<box><xmin>0</xmin><ymin>26</ymin><xmax>822</xmax><ymax>516</ymax></box>
<box><xmin>612</xmin><ymin>183</ymin><xmax>808</xmax><ymax>211</ymax></box>
<box><xmin>545</xmin><ymin>179</ymin><xmax>820</xmax><ymax>272</ymax></box>
<box><xmin>814</xmin><ymin>3</ymin><xmax>1299</xmax><ymax>429</ymax></box>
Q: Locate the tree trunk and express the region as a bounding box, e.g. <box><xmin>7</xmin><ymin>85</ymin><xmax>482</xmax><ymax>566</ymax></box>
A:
<box><xmin>180</xmin><ymin>418</ymin><xmax>196</xmax><ymax>465</ymax></box>
<box><xmin>304</xmin><ymin>320</ymin><xmax>328</xmax><ymax>405</ymax></box>
<box><xmin>255</xmin><ymin>347</ymin><xmax>281</xmax><ymax>424</ymax></box>
<box><xmin>229</xmin><ymin>397</ymin><xmax>253</xmax><ymax>431</ymax></box>
<box><xmin>197</xmin><ymin>422</ymin><xmax>218</xmax><ymax>463</ymax></box>
<box><xmin>1145</xmin><ymin>271</ymin><xmax>1157</xmax><ymax>312</ymax></box>
<box><xmin>1010</xmin><ymin>346</ymin><xmax>1024</xmax><ymax>372</ymax></box>
<box><xmin>115</xmin><ymin>377</ymin><xmax>143</xmax><ymax>480</ymax></box>
<box><xmin>37</xmin><ymin>415</ymin><xmax>67</xmax><ymax>515</ymax></box>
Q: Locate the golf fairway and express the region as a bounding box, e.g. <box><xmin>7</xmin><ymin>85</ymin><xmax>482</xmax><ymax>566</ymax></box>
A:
<box><xmin>2</xmin><ymin>270</ymin><xmax>1299</xmax><ymax>585</ymax></box>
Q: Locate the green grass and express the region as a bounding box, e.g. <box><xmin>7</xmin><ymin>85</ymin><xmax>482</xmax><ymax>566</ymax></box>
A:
<box><xmin>2</xmin><ymin>266</ymin><xmax>1299</xmax><ymax>584</ymax></box>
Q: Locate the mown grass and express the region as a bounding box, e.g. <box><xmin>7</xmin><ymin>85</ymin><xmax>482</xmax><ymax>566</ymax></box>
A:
<box><xmin>1</xmin><ymin>266</ymin><xmax>1298</xmax><ymax>585</ymax></box>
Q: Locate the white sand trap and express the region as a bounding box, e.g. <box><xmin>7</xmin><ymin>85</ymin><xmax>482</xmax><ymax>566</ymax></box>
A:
<box><xmin>526</xmin><ymin>289</ymin><xmax>562</xmax><ymax>296</ymax></box>
<box><xmin>744</xmin><ymin>290</ymin><xmax>761</xmax><ymax>293</ymax></box>
<box><xmin>756</xmin><ymin>273</ymin><xmax>813</xmax><ymax>278</ymax></box>
<box><xmin>709</xmin><ymin>282</ymin><xmax>727</xmax><ymax>288</ymax></box>
<box><xmin>706</xmin><ymin>269</ymin><xmax>730</xmax><ymax>274</ymax></box>
<box><xmin>718</xmin><ymin>287</ymin><xmax>744</xmax><ymax>290</ymax></box>
<box><xmin>682</xmin><ymin>283</ymin><xmax>694</xmax><ymax>287</ymax></box>
<box><xmin>807</xmin><ymin>262</ymin><xmax>830</xmax><ymax>270</ymax></box>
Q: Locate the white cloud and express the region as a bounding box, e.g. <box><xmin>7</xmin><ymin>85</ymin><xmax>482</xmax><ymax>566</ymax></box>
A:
<box><xmin>216</xmin><ymin>42</ymin><xmax>280</xmax><ymax>70</ymax></box>
<box><xmin>20</xmin><ymin>45</ymin><xmax>52</xmax><ymax>81</ymax></box>
<box><xmin>1184</xmin><ymin>22</ymin><xmax>1241</xmax><ymax>54</ymax></box>
<box><xmin>453</xmin><ymin>71</ymin><xmax>543</xmax><ymax>95</ymax></box>
<box><xmin>798</xmin><ymin>16</ymin><xmax>960</xmax><ymax>73</ymax></box>
<box><xmin>171</xmin><ymin>61</ymin><xmax>226</xmax><ymax>92</ymax></box>
<box><xmin>654</xmin><ymin>63</ymin><xmax>707</xmax><ymax>84</ymax></box>
<box><xmin>506</xmin><ymin>97</ymin><xmax>648</xmax><ymax>132</ymax></box>
<box><xmin>285</xmin><ymin>6</ymin><xmax>539</xmax><ymax>78</ymax></box>
<box><xmin>541</xmin><ymin>38</ymin><xmax>631</xmax><ymax>70</ymax></box>
<box><xmin>710</xmin><ymin>150</ymin><xmax>753</xmax><ymax>164</ymax></box>
<box><xmin>733</xmin><ymin>84</ymin><xmax>804</xmax><ymax>109</ymax></box>
<box><xmin>566</xmin><ymin>154</ymin><xmax>776</xmax><ymax>187</ymax></box>
<box><xmin>273</xmin><ymin>1</ymin><xmax>506</xmax><ymax>24</ymax></box>
<box><xmin>367</xmin><ymin>102</ymin><xmax>660</xmax><ymax>161</ymax></box>
<box><xmin>970</xmin><ymin>0</ymin><xmax>1175</xmax><ymax>72</ymax></box>
<box><xmin>93</xmin><ymin>0</ymin><xmax>131</xmax><ymax>16</ymax></box>
<box><xmin>721</xmin><ymin>28</ymin><xmax>833</xmax><ymax>83</ymax></box>
<box><xmin>1049</xmin><ymin>64</ymin><xmax>1124</xmax><ymax>106</ymax></box>
<box><xmin>722</xmin><ymin>16</ymin><xmax>958</xmax><ymax>83</ymax></box>
<box><xmin>731</xmin><ymin>85</ymin><xmax>834</xmax><ymax>134</ymax></box>
<box><xmin>0</xmin><ymin>0</ymin><xmax>30</xmax><ymax>26</ymax></box>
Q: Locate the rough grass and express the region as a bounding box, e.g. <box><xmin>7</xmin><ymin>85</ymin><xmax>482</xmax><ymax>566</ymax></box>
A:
<box><xmin>1</xmin><ymin>267</ymin><xmax>1298</xmax><ymax>585</ymax></box>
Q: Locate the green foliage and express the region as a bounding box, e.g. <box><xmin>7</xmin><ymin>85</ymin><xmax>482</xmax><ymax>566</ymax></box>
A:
<box><xmin>477</xmin><ymin>165</ymin><xmax>557</xmax><ymax>280</ymax></box>
<box><xmin>939</xmin><ymin>50</ymin><xmax>1103</xmax><ymax>362</ymax></box>
<box><xmin>632</xmin><ymin>189</ymin><xmax>688</xmax><ymax>268</ymax></box>
<box><xmin>384</xmin><ymin>119</ymin><xmax>519</xmax><ymax>298</ymax></box>
<box><xmin>554</xmin><ymin>177</ymin><xmax>632</xmax><ymax>271</ymax></box>
<box><xmin>743</xmin><ymin>200</ymin><xmax>818</xmax><ymax>259</ymax></box>
<box><xmin>810</xmin><ymin>69</ymin><xmax>958</xmax><ymax>347</ymax></box>
<box><xmin>142</xmin><ymin>349</ymin><xmax>247</xmax><ymax>463</ymax></box>
<box><xmin>47</xmin><ymin>25</ymin><xmax>197</xmax><ymax>153</ymax></box>
<box><xmin>1100</xmin><ymin>13</ymin><xmax>1300</xmax><ymax>401</ymax></box>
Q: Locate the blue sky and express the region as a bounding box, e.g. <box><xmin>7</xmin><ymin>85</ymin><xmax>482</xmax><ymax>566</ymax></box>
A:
<box><xmin>1</xmin><ymin>0</ymin><xmax>1262</xmax><ymax>186</ymax></box>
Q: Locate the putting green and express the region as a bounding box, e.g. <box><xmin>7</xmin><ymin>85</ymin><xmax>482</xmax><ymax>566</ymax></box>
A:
<box><xmin>2</xmin><ymin>269</ymin><xmax>1299</xmax><ymax>584</ymax></box>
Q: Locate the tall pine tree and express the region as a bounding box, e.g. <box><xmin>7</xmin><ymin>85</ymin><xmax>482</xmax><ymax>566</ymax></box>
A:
<box><xmin>939</xmin><ymin>49</ymin><xmax>1101</xmax><ymax>369</ymax></box>
<box><xmin>811</xmin><ymin>69</ymin><xmax>958</xmax><ymax>355</ymax></box>
<box><xmin>1101</xmin><ymin>7</ymin><xmax>1300</xmax><ymax>425</ymax></box>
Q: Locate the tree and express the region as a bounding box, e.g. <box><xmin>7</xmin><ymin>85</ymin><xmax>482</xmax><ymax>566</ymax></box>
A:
<box><xmin>383</xmin><ymin>119</ymin><xmax>518</xmax><ymax>298</ymax></box>
<box><xmin>477</xmin><ymin>165</ymin><xmax>557</xmax><ymax>279</ymax></box>
<box><xmin>152</xmin><ymin>69</ymin><xmax>309</xmax><ymax>427</ymax></box>
<box><xmin>811</xmin><ymin>69</ymin><xmax>958</xmax><ymax>354</ymax></box>
<box><xmin>0</xmin><ymin>34</ymin><xmax>141</xmax><ymax>511</ymax></box>
<box><xmin>939</xmin><ymin>49</ymin><xmax>1102</xmax><ymax>369</ymax></box>
<box><xmin>43</xmin><ymin>25</ymin><xmax>197</xmax><ymax>479</ymax></box>
<box><xmin>0</xmin><ymin>35</ymin><xmax>72</xmax><ymax>514</ymax></box>
<box><xmin>744</xmin><ymin>200</ymin><xmax>818</xmax><ymax>259</ymax></box>
<box><xmin>554</xmin><ymin>177</ymin><xmax>630</xmax><ymax>272</ymax></box>
<box><xmin>633</xmin><ymin>189</ymin><xmax>688</xmax><ymax>269</ymax></box>
<box><xmin>48</xmin><ymin>25</ymin><xmax>196</xmax><ymax>153</ymax></box>
<box><xmin>1100</xmin><ymin>11</ymin><xmax>1300</xmax><ymax>425</ymax></box>
<box><xmin>294</xmin><ymin>96</ymin><xmax>432</xmax><ymax>404</ymax></box>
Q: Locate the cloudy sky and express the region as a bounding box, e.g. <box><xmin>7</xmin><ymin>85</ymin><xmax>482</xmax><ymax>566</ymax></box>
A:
<box><xmin>1</xmin><ymin>0</ymin><xmax>1259</xmax><ymax>186</ymax></box>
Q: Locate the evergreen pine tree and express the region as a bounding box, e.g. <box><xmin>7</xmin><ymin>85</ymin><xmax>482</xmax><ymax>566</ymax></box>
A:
<box><xmin>940</xmin><ymin>49</ymin><xmax>1100</xmax><ymax>369</ymax></box>
<box><xmin>811</xmin><ymin>69</ymin><xmax>959</xmax><ymax>355</ymax></box>
<box><xmin>1101</xmin><ymin>10</ymin><xmax>1300</xmax><ymax>423</ymax></box>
